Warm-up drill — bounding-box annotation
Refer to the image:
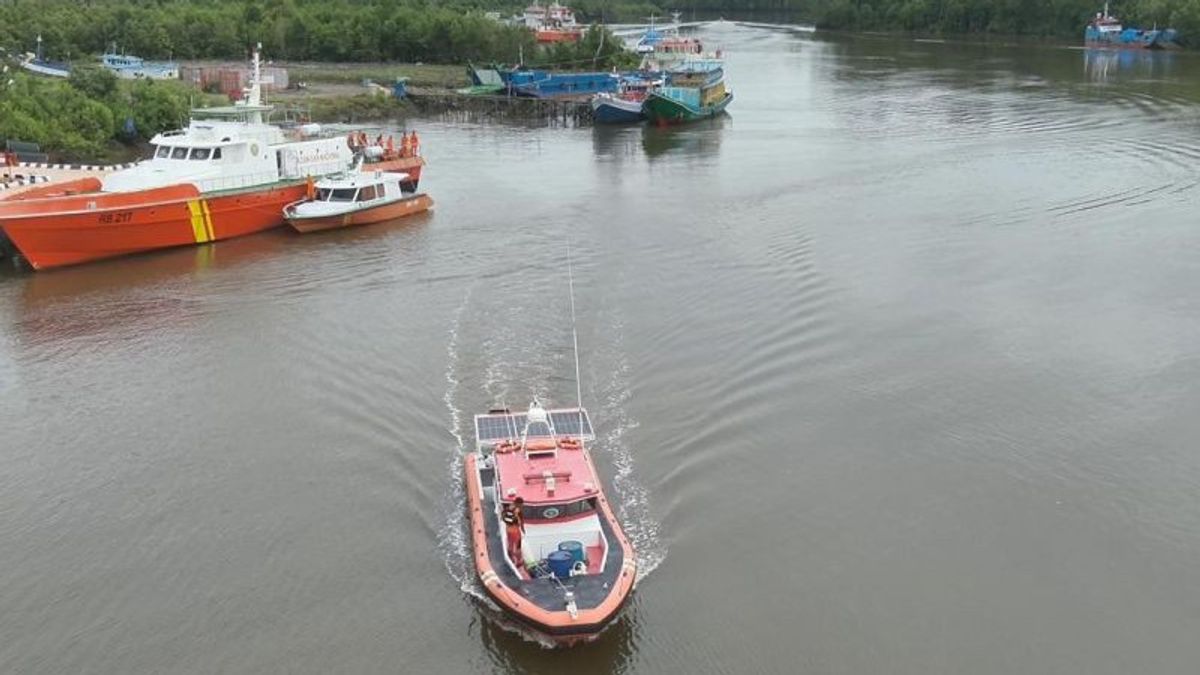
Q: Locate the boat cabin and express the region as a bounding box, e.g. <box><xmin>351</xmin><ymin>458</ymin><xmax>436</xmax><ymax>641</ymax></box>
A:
<box><xmin>476</xmin><ymin>404</ymin><xmax>611</xmax><ymax>579</ymax></box>
<box><xmin>312</xmin><ymin>172</ymin><xmax>410</xmax><ymax>203</ymax></box>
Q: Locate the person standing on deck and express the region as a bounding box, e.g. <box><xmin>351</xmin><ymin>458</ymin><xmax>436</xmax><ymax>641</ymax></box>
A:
<box><xmin>502</xmin><ymin>497</ymin><xmax>525</xmax><ymax>563</ymax></box>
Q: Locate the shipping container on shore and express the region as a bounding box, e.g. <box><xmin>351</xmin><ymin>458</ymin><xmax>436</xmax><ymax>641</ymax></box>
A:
<box><xmin>180</xmin><ymin>64</ymin><xmax>289</xmax><ymax>97</ymax></box>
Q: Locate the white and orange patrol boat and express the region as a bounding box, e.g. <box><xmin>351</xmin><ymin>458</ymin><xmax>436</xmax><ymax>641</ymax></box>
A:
<box><xmin>283</xmin><ymin>171</ymin><xmax>432</xmax><ymax>233</ymax></box>
<box><xmin>0</xmin><ymin>47</ymin><xmax>425</xmax><ymax>270</ymax></box>
<box><xmin>465</xmin><ymin>401</ymin><xmax>637</xmax><ymax>643</ymax></box>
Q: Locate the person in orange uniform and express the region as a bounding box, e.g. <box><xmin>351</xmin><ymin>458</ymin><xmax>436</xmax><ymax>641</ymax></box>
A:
<box><xmin>502</xmin><ymin>497</ymin><xmax>525</xmax><ymax>563</ymax></box>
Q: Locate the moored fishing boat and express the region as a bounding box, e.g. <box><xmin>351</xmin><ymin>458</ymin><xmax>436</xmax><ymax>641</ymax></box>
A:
<box><xmin>1085</xmin><ymin>4</ymin><xmax>1178</xmax><ymax>49</ymax></box>
<box><xmin>283</xmin><ymin>171</ymin><xmax>432</xmax><ymax>233</ymax></box>
<box><xmin>101</xmin><ymin>45</ymin><xmax>179</xmax><ymax>80</ymax></box>
<box><xmin>642</xmin><ymin>59</ymin><xmax>732</xmax><ymax>126</ymax></box>
<box><xmin>467</xmin><ymin>63</ymin><xmax>620</xmax><ymax>99</ymax></box>
<box><xmin>0</xmin><ymin>47</ymin><xmax>363</xmax><ymax>270</ymax></box>
<box><xmin>466</xmin><ymin>401</ymin><xmax>636</xmax><ymax>643</ymax></box>
<box><xmin>590</xmin><ymin>74</ymin><xmax>661</xmax><ymax>124</ymax></box>
<box><xmin>20</xmin><ymin>35</ymin><xmax>70</xmax><ymax>78</ymax></box>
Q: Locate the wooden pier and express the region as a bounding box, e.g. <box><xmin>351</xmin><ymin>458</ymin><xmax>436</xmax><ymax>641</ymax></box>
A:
<box><xmin>406</xmin><ymin>87</ymin><xmax>594</xmax><ymax>127</ymax></box>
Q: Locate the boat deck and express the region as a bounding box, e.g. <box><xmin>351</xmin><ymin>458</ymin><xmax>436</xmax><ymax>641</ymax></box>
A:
<box><xmin>477</xmin><ymin>461</ymin><xmax>626</xmax><ymax>615</ymax></box>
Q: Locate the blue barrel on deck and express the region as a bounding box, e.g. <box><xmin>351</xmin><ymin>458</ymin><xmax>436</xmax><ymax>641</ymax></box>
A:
<box><xmin>558</xmin><ymin>540</ymin><xmax>585</xmax><ymax>565</ymax></box>
<box><xmin>546</xmin><ymin>550</ymin><xmax>574</xmax><ymax>579</ymax></box>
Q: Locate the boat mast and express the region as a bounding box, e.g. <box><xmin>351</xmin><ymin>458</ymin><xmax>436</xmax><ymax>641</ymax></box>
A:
<box><xmin>566</xmin><ymin>237</ymin><xmax>585</xmax><ymax>446</ymax></box>
<box><xmin>243</xmin><ymin>43</ymin><xmax>265</xmax><ymax>124</ymax></box>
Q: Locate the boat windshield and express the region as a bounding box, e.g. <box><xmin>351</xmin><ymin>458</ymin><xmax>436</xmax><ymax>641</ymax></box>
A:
<box><xmin>155</xmin><ymin>146</ymin><xmax>171</xmax><ymax>158</ymax></box>
<box><xmin>189</xmin><ymin>148</ymin><xmax>211</xmax><ymax>160</ymax></box>
<box><xmin>171</xmin><ymin>147</ymin><xmax>188</xmax><ymax>160</ymax></box>
<box><xmin>318</xmin><ymin>188</ymin><xmax>357</xmax><ymax>202</ymax></box>
<box><xmin>523</xmin><ymin>498</ymin><xmax>596</xmax><ymax>521</ymax></box>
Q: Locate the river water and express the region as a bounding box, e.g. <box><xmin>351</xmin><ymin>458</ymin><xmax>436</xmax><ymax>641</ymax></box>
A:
<box><xmin>3</xmin><ymin>23</ymin><xmax>1200</xmax><ymax>674</ymax></box>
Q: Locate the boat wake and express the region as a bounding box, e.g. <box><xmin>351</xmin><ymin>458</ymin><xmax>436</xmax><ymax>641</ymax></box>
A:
<box><xmin>585</xmin><ymin>305</ymin><xmax>666</xmax><ymax>583</ymax></box>
<box><xmin>437</xmin><ymin>284</ymin><xmax>491</xmax><ymax>603</ymax></box>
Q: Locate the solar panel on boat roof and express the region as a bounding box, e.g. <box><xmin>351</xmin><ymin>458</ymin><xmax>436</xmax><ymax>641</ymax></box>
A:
<box><xmin>548</xmin><ymin>410</ymin><xmax>593</xmax><ymax>437</ymax></box>
<box><xmin>474</xmin><ymin>408</ymin><xmax>594</xmax><ymax>443</ymax></box>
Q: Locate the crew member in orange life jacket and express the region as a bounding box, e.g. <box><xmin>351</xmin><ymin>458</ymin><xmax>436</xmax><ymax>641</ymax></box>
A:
<box><xmin>502</xmin><ymin>497</ymin><xmax>525</xmax><ymax>562</ymax></box>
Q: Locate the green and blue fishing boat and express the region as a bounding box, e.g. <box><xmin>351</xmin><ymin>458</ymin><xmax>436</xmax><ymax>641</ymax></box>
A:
<box><xmin>642</xmin><ymin>59</ymin><xmax>732</xmax><ymax>126</ymax></box>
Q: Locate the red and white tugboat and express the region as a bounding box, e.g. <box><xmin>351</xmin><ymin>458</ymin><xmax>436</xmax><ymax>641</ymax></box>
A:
<box><xmin>465</xmin><ymin>401</ymin><xmax>637</xmax><ymax>643</ymax></box>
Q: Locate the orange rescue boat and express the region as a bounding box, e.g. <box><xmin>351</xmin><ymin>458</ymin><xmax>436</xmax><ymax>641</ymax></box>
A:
<box><xmin>466</xmin><ymin>402</ymin><xmax>636</xmax><ymax>644</ymax></box>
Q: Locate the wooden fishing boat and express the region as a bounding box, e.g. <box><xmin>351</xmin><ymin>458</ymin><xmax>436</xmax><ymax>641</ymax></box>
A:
<box><xmin>283</xmin><ymin>171</ymin><xmax>431</xmax><ymax>233</ymax></box>
<box><xmin>642</xmin><ymin>59</ymin><xmax>733</xmax><ymax>126</ymax></box>
<box><xmin>590</xmin><ymin>75</ymin><xmax>661</xmax><ymax>124</ymax></box>
<box><xmin>465</xmin><ymin>402</ymin><xmax>636</xmax><ymax>643</ymax></box>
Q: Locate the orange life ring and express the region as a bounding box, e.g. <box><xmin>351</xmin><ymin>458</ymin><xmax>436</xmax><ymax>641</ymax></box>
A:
<box><xmin>559</xmin><ymin>438</ymin><xmax>581</xmax><ymax>450</ymax></box>
<box><xmin>495</xmin><ymin>440</ymin><xmax>519</xmax><ymax>454</ymax></box>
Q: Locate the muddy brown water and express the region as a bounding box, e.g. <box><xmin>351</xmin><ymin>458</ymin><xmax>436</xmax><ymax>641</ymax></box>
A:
<box><xmin>3</xmin><ymin>24</ymin><xmax>1200</xmax><ymax>674</ymax></box>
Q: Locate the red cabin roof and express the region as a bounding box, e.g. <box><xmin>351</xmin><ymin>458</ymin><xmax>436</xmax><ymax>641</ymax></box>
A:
<box><xmin>494</xmin><ymin>440</ymin><xmax>600</xmax><ymax>505</ymax></box>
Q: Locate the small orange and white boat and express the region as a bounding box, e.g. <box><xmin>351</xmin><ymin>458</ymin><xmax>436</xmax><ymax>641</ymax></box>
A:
<box><xmin>283</xmin><ymin>171</ymin><xmax>432</xmax><ymax>233</ymax></box>
<box><xmin>465</xmin><ymin>401</ymin><xmax>636</xmax><ymax>644</ymax></box>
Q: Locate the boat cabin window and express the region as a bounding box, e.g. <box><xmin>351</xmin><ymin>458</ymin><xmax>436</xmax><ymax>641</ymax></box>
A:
<box><xmin>155</xmin><ymin>146</ymin><xmax>171</xmax><ymax>159</ymax></box>
<box><xmin>189</xmin><ymin>148</ymin><xmax>211</xmax><ymax>160</ymax></box>
<box><xmin>327</xmin><ymin>188</ymin><xmax>357</xmax><ymax>202</ymax></box>
<box><xmin>357</xmin><ymin>185</ymin><xmax>378</xmax><ymax>201</ymax></box>
<box><xmin>171</xmin><ymin>147</ymin><xmax>188</xmax><ymax>160</ymax></box>
<box><xmin>523</xmin><ymin>498</ymin><xmax>596</xmax><ymax>520</ymax></box>
<box><xmin>212</xmin><ymin>148</ymin><xmax>222</xmax><ymax>160</ymax></box>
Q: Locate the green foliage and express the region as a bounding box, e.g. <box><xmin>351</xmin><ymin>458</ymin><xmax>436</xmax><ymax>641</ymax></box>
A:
<box><xmin>68</xmin><ymin>65</ymin><xmax>119</xmax><ymax>100</ymax></box>
<box><xmin>0</xmin><ymin>73</ymin><xmax>200</xmax><ymax>160</ymax></box>
<box><xmin>0</xmin><ymin>0</ymin><xmax>541</xmax><ymax>64</ymax></box>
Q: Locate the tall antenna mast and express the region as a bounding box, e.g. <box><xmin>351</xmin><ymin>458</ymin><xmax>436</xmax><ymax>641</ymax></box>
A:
<box><xmin>566</xmin><ymin>238</ymin><xmax>585</xmax><ymax>445</ymax></box>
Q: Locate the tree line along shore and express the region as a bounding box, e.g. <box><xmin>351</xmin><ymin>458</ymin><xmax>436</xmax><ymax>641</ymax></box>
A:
<box><xmin>3</xmin><ymin>0</ymin><xmax>1196</xmax><ymax>161</ymax></box>
<box><xmin>3</xmin><ymin>0</ymin><xmax>1195</xmax><ymax>64</ymax></box>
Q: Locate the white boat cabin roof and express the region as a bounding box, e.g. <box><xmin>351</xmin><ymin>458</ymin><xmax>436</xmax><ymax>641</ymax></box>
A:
<box><xmin>315</xmin><ymin>171</ymin><xmax>410</xmax><ymax>190</ymax></box>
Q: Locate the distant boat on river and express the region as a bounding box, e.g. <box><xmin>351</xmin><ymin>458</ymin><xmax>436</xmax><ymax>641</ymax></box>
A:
<box><xmin>1085</xmin><ymin>4</ymin><xmax>1177</xmax><ymax>49</ymax></box>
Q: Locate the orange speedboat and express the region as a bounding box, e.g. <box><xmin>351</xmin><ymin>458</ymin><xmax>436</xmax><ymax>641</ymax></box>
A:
<box><xmin>0</xmin><ymin>48</ymin><xmax>425</xmax><ymax>271</ymax></box>
<box><xmin>466</xmin><ymin>402</ymin><xmax>636</xmax><ymax>644</ymax></box>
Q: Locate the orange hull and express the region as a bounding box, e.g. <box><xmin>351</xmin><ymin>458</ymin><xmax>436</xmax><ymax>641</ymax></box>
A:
<box><xmin>465</xmin><ymin>452</ymin><xmax>636</xmax><ymax>643</ymax></box>
<box><xmin>287</xmin><ymin>194</ymin><xmax>433</xmax><ymax>233</ymax></box>
<box><xmin>0</xmin><ymin>181</ymin><xmax>307</xmax><ymax>270</ymax></box>
<box><xmin>536</xmin><ymin>29</ymin><xmax>582</xmax><ymax>43</ymax></box>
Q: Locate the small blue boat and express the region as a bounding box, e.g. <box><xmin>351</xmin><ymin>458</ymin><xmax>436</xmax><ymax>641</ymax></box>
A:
<box><xmin>101</xmin><ymin>45</ymin><xmax>179</xmax><ymax>80</ymax></box>
<box><xmin>590</xmin><ymin>74</ymin><xmax>662</xmax><ymax>124</ymax></box>
<box><xmin>591</xmin><ymin>94</ymin><xmax>644</xmax><ymax>123</ymax></box>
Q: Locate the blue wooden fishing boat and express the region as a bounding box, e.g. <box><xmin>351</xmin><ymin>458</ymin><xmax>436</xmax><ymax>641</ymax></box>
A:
<box><xmin>1085</xmin><ymin>4</ymin><xmax>1177</xmax><ymax>49</ymax></box>
<box><xmin>467</xmin><ymin>63</ymin><xmax>619</xmax><ymax>98</ymax></box>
